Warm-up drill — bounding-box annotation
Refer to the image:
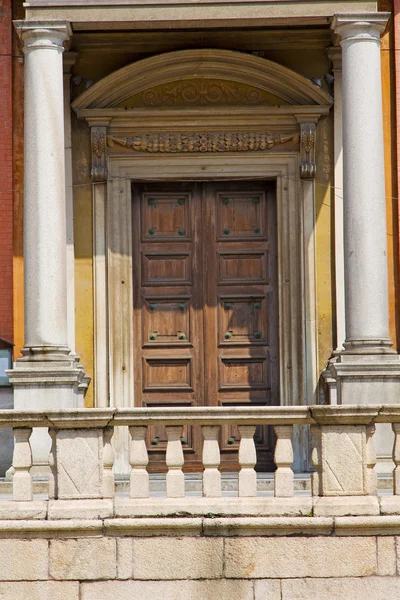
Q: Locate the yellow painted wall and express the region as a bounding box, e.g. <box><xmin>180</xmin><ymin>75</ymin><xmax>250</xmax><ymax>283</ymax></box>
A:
<box><xmin>72</xmin><ymin>115</ymin><xmax>94</xmax><ymax>407</ymax></box>
<box><xmin>380</xmin><ymin>0</ymin><xmax>399</xmax><ymax>350</ymax></box>
<box><xmin>315</xmin><ymin>116</ymin><xmax>334</xmax><ymax>373</ymax></box>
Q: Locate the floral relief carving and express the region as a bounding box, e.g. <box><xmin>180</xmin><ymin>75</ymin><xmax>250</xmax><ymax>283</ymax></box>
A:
<box><xmin>107</xmin><ymin>131</ymin><xmax>300</xmax><ymax>154</ymax></box>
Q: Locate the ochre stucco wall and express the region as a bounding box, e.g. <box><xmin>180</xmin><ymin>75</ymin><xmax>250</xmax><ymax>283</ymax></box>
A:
<box><xmin>72</xmin><ymin>116</ymin><xmax>94</xmax><ymax>407</ymax></box>
<box><xmin>380</xmin><ymin>0</ymin><xmax>399</xmax><ymax>350</ymax></box>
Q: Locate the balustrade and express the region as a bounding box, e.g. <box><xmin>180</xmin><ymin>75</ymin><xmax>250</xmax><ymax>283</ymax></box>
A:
<box><xmin>2</xmin><ymin>405</ymin><xmax>400</xmax><ymax>516</ymax></box>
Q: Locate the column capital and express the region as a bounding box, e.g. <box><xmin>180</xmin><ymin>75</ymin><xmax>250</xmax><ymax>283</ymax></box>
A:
<box><xmin>13</xmin><ymin>20</ymin><xmax>71</xmax><ymax>53</ymax></box>
<box><xmin>332</xmin><ymin>12</ymin><xmax>390</xmax><ymax>42</ymax></box>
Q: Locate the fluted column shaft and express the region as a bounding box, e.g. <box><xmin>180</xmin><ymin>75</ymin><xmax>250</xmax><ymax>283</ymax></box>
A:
<box><xmin>333</xmin><ymin>13</ymin><xmax>392</xmax><ymax>353</ymax></box>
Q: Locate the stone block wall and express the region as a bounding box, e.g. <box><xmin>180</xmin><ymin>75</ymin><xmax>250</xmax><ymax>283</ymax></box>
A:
<box><xmin>1</xmin><ymin>522</ymin><xmax>400</xmax><ymax>599</ymax></box>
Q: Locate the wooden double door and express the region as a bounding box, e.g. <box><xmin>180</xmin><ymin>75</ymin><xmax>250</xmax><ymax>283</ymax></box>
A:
<box><xmin>132</xmin><ymin>180</ymin><xmax>279</xmax><ymax>471</ymax></box>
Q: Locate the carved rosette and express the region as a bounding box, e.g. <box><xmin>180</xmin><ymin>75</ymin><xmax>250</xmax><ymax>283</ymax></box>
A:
<box><xmin>91</xmin><ymin>126</ymin><xmax>108</xmax><ymax>182</ymax></box>
<box><xmin>300</xmin><ymin>123</ymin><xmax>316</xmax><ymax>179</ymax></box>
<box><xmin>107</xmin><ymin>131</ymin><xmax>300</xmax><ymax>154</ymax></box>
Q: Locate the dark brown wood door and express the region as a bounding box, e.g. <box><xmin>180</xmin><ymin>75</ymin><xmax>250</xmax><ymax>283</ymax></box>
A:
<box><xmin>132</xmin><ymin>181</ymin><xmax>278</xmax><ymax>471</ymax></box>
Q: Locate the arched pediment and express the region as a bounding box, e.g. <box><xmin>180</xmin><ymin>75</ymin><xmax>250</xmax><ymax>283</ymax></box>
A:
<box><xmin>72</xmin><ymin>48</ymin><xmax>332</xmax><ymax>111</ymax></box>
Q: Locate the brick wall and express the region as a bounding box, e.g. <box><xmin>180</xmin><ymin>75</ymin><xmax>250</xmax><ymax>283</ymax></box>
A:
<box><xmin>0</xmin><ymin>0</ymin><xmax>13</xmax><ymax>343</ymax></box>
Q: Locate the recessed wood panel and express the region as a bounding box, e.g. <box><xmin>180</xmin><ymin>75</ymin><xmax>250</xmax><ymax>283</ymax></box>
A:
<box><xmin>218</xmin><ymin>250</ymin><xmax>268</xmax><ymax>285</ymax></box>
<box><xmin>218</xmin><ymin>296</ymin><xmax>268</xmax><ymax>345</ymax></box>
<box><xmin>142</xmin><ymin>252</ymin><xmax>192</xmax><ymax>286</ymax></box>
<box><xmin>143</xmin><ymin>297</ymin><xmax>191</xmax><ymax>346</ymax></box>
<box><xmin>141</xmin><ymin>192</ymin><xmax>191</xmax><ymax>240</ymax></box>
<box><xmin>143</xmin><ymin>357</ymin><xmax>193</xmax><ymax>392</ymax></box>
<box><xmin>216</xmin><ymin>191</ymin><xmax>267</xmax><ymax>240</ymax></box>
<box><xmin>219</xmin><ymin>356</ymin><xmax>270</xmax><ymax>391</ymax></box>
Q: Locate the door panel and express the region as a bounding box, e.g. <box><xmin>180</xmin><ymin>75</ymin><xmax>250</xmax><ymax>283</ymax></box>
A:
<box><xmin>203</xmin><ymin>182</ymin><xmax>278</xmax><ymax>470</ymax></box>
<box><xmin>132</xmin><ymin>180</ymin><xmax>278</xmax><ymax>471</ymax></box>
<box><xmin>132</xmin><ymin>183</ymin><xmax>204</xmax><ymax>470</ymax></box>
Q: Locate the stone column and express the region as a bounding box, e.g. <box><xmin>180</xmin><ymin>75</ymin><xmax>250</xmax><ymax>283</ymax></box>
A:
<box><xmin>333</xmin><ymin>13</ymin><xmax>391</xmax><ymax>354</ymax></box>
<box><xmin>330</xmin><ymin>13</ymin><xmax>400</xmax><ymax>470</ymax></box>
<box><xmin>16</xmin><ymin>21</ymin><xmax>71</xmax><ymax>359</ymax></box>
<box><xmin>8</xmin><ymin>21</ymin><xmax>85</xmax><ymax>471</ymax></box>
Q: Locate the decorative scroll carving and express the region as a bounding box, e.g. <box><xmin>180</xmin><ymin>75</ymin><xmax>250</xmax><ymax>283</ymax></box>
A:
<box><xmin>91</xmin><ymin>126</ymin><xmax>107</xmax><ymax>182</ymax></box>
<box><xmin>300</xmin><ymin>122</ymin><xmax>316</xmax><ymax>179</ymax></box>
<box><xmin>107</xmin><ymin>131</ymin><xmax>299</xmax><ymax>154</ymax></box>
<box><xmin>129</xmin><ymin>80</ymin><xmax>268</xmax><ymax>108</ymax></box>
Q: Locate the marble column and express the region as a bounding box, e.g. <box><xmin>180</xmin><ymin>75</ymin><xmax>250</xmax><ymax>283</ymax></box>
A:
<box><xmin>8</xmin><ymin>21</ymin><xmax>85</xmax><ymax>471</ymax></box>
<box><xmin>329</xmin><ymin>13</ymin><xmax>400</xmax><ymax>469</ymax></box>
<box><xmin>16</xmin><ymin>21</ymin><xmax>71</xmax><ymax>359</ymax></box>
<box><xmin>333</xmin><ymin>13</ymin><xmax>391</xmax><ymax>354</ymax></box>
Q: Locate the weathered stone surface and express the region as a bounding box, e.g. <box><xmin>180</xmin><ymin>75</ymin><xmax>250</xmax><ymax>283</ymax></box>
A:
<box><xmin>56</xmin><ymin>429</ymin><xmax>103</xmax><ymax>499</ymax></box>
<box><xmin>224</xmin><ymin>537</ymin><xmax>376</xmax><ymax>578</ymax></box>
<box><xmin>117</xmin><ymin>538</ymin><xmax>133</xmax><ymax>579</ymax></box>
<box><xmin>377</xmin><ymin>537</ymin><xmax>396</xmax><ymax>576</ymax></box>
<box><xmin>0</xmin><ymin>539</ymin><xmax>48</xmax><ymax>580</ymax></box>
<box><xmin>321</xmin><ymin>425</ymin><xmax>366</xmax><ymax>495</ymax></box>
<box><xmin>254</xmin><ymin>579</ymin><xmax>282</xmax><ymax>599</ymax></box>
<box><xmin>380</xmin><ymin>496</ymin><xmax>400</xmax><ymax>515</ymax></box>
<box><xmin>281</xmin><ymin>577</ymin><xmax>400</xmax><ymax>599</ymax></box>
<box><xmin>48</xmin><ymin>499</ymin><xmax>113</xmax><ymax>520</ymax></box>
<box><xmin>313</xmin><ymin>496</ymin><xmax>379</xmax><ymax>517</ymax></box>
<box><xmin>133</xmin><ymin>538</ymin><xmax>224</xmax><ymax>579</ymax></box>
<box><xmin>81</xmin><ymin>580</ymin><xmax>254</xmax><ymax>600</ymax></box>
<box><xmin>0</xmin><ymin>500</ymin><xmax>47</xmax><ymax>520</ymax></box>
<box><xmin>50</xmin><ymin>538</ymin><xmax>116</xmax><ymax>580</ymax></box>
<box><xmin>0</xmin><ymin>582</ymin><xmax>79</xmax><ymax>600</ymax></box>
<box><xmin>114</xmin><ymin>496</ymin><xmax>312</xmax><ymax>518</ymax></box>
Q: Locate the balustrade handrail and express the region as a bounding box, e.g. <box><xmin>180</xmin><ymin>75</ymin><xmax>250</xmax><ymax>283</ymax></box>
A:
<box><xmin>0</xmin><ymin>404</ymin><xmax>398</xmax><ymax>429</ymax></box>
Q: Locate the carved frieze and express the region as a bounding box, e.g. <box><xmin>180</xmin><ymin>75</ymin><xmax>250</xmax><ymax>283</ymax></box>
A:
<box><xmin>300</xmin><ymin>123</ymin><xmax>316</xmax><ymax>179</ymax></box>
<box><xmin>120</xmin><ymin>79</ymin><xmax>274</xmax><ymax>108</ymax></box>
<box><xmin>91</xmin><ymin>126</ymin><xmax>107</xmax><ymax>182</ymax></box>
<box><xmin>107</xmin><ymin>131</ymin><xmax>299</xmax><ymax>154</ymax></box>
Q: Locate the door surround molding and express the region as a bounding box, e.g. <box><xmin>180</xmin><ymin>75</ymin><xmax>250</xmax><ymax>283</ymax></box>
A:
<box><xmin>97</xmin><ymin>153</ymin><xmax>317</xmax><ymax>423</ymax></box>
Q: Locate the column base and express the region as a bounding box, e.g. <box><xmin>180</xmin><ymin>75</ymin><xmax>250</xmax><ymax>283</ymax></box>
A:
<box><xmin>6</xmin><ymin>350</ymin><xmax>91</xmax><ymax>475</ymax></box>
<box><xmin>326</xmin><ymin>352</ymin><xmax>400</xmax><ymax>472</ymax></box>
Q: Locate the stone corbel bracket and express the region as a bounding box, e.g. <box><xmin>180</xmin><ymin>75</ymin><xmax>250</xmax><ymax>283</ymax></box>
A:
<box><xmin>89</xmin><ymin>120</ymin><xmax>110</xmax><ymax>182</ymax></box>
<box><xmin>295</xmin><ymin>115</ymin><xmax>321</xmax><ymax>180</ymax></box>
<box><xmin>299</xmin><ymin>122</ymin><xmax>316</xmax><ymax>179</ymax></box>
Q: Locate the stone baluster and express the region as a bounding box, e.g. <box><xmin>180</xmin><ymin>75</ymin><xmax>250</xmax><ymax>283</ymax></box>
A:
<box><xmin>48</xmin><ymin>428</ymin><xmax>57</xmax><ymax>500</ymax></box>
<box><xmin>202</xmin><ymin>425</ymin><xmax>221</xmax><ymax>497</ymax></box>
<box><xmin>103</xmin><ymin>427</ymin><xmax>115</xmax><ymax>499</ymax></box>
<box><xmin>166</xmin><ymin>426</ymin><xmax>185</xmax><ymax>498</ymax></box>
<box><xmin>310</xmin><ymin>425</ymin><xmax>322</xmax><ymax>497</ymax></box>
<box><xmin>12</xmin><ymin>428</ymin><xmax>33</xmax><ymax>501</ymax></box>
<box><xmin>238</xmin><ymin>425</ymin><xmax>257</xmax><ymax>497</ymax></box>
<box><xmin>392</xmin><ymin>423</ymin><xmax>400</xmax><ymax>494</ymax></box>
<box><xmin>129</xmin><ymin>426</ymin><xmax>149</xmax><ymax>499</ymax></box>
<box><xmin>274</xmin><ymin>425</ymin><xmax>294</xmax><ymax>497</ymax></box>
<box><xmin>366</xmin><ymin>422</ymin><xmax>377</xmax><ymax>495</ymax></box>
